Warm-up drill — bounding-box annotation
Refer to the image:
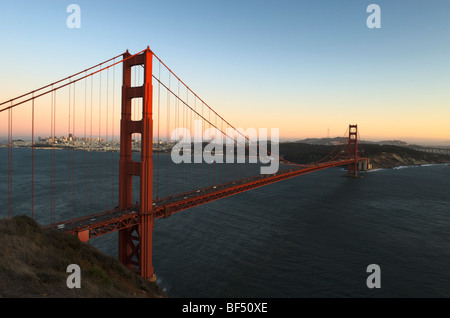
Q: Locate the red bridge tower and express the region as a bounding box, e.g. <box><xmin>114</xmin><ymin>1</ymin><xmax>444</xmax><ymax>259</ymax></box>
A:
<box><xmin>347</xmin><ymin>124</ymin><xmax>358</xmax><ymax>177</ymax></box>
<box><xmin>118</xmin><ymin>47</ymin><xmax>155</xmax><ymax>281</ymax></box>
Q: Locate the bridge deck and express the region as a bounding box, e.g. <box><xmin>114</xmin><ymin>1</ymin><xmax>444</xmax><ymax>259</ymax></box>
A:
<box><xmin>44</xmin><ymin>158</ymin><xmax>367</xmax><ymax>240</ymax></box>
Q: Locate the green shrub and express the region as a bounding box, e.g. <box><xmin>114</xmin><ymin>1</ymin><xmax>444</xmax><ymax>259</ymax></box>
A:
<box><xmin>88</xmin><ymin>265</ymin><xmax>112</xmax><ymax>287</ymax></box>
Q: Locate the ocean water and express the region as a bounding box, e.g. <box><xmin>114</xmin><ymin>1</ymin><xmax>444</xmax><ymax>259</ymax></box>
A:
<box><xmin>1</xmin><ymin>148</ymin><xmax>450</xmax><ymax>297</ymax></box>
<box><xmin>94</xmin><ymin>162</ymin><xmax>450</xmax><ymax>298</ymax></box>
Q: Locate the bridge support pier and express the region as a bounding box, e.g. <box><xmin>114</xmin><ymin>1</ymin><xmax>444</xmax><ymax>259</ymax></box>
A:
<box><xmin>118</xmin><ymin>47</ymin><xmax>155</xmax><ymax>280</ymax></box>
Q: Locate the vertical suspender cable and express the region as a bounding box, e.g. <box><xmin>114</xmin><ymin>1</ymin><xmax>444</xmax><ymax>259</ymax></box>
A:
<box><xmin>193</xmin><ymin>96</ymin><xmax>196</xmax><ymax>192</ymax></box>
<box><xmin>68</xmin><ymin>83</ymin><xmax>71</xmax><ymax>220</ymax></box>
<box><xmin>31</xmin><ymin>94</ymin><xmax>34</xmax><ymax>219</ymax></box>
<box><xmin>201</xmin><ymin>101</ymin><xmax>204</xmax><ymax>189</ymax></box>
<box><xmin>106</xmin><ymin>67</ymin><xmax>109</xmax><ymax>209</ymax></box>
<box><xmin>208</xmin><ymin>106</ymin><xmax>211</xmax><ymax>187</ymax></box>
<box><xmin>53</xmin><ymin>88</ymin><xmax>57</xmax><ymax>223</ymax></box>
<box><xmin>183</xmin><ymin>86</ymin><xmax>187</xmax><ymax>193</ymax></box>
<box><xmin>166</xmin><ymin>73</ymin><xmax>171</xmax><ymax>198</ymax></box>
<box><xmin>72</xmin><ymin>82</ymin><xmax>76</xmax><ymax>218</ymax></box>
<box><xmin>90</xmin><ymin>75</ymin><xmax>93</xmax><ymax>215</ymax></box>
<box><xmin>84</xmin><ymin>71</ymin><xmax>87</xmax><ymax>216</ymax></box>
<box><xmin>156</xmin><ymin>60</ymin><xmax>161</xmax><ymax>200</ymax></box>
<box><xmin>8</xmin><ymin>104</ymin><xmax>12</xmax><ymax>218</ymax></box>
<box><xmin>50</xmin><ymin>89</ymin><xmax>54</xmax><ymax>223</ymax></box>
<box><xmin>177</xmin><ymin>78</ymin><xmax>180</xmax><ymax>194</ymax></box>
<box><xmin>111</xmin><ymin>59</ymin><xmax>116</xmax><ymax>208</ymax></box>
<box><xmin>215</xmin><ymin>114</ymin><xmax>217</xmax><ymax>185</ymax></box>
<box><xmin>98</xmin><ymin>65</ymin><xmax>102</xmax><ymax>211</ymax></box>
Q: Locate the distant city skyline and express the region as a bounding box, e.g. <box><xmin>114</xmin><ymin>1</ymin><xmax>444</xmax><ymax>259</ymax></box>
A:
<box><xmin>1</xmin><ymin>0</ymin><xmax>449</xmax><ymax>146</ymax></box>
<box><xmin>1</xmin><ymin>133</ymin><xmax>448</xmax><ymax>147</ymax></box>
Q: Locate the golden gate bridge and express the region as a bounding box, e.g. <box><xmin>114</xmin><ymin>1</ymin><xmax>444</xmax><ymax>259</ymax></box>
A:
<box><xmin>0</xmin><ymin>47</ymin><xmax>368</xmax><ymax>281</ymax></box>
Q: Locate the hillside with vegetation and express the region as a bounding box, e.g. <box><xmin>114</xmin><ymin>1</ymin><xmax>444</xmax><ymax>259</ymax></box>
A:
<box><xmin>0</xmin><ymin>215</ymin><xmax>167</xmax><ymax>298</ymax></box>
<box><xmin>279</xmin><ymin>143</ymin><xmax>450</xmax><ymax>169</ymax></box>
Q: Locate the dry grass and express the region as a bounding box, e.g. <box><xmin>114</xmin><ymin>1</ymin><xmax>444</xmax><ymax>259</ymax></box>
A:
<box><xmin>0</xmin><ymin>215</ymin><xmax>167</xmax><ymax>298</ymax></box>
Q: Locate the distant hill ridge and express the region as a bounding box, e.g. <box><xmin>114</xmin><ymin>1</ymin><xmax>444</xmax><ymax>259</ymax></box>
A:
<box><xmin>279</xmin><ymin>142</ymin><xmax>450</xmax><ymax>169</ymax></box>
<box><xmin>294</xmin><ymin>137</ymin><xmax>410</xmax><ymax>147</ymax></box>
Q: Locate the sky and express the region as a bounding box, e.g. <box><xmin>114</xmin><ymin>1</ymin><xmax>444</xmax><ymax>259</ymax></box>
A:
<box><xmin>0</xmin><ymin>0</ymin><xmax>449</xmax><ymax>145</ymax></box>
